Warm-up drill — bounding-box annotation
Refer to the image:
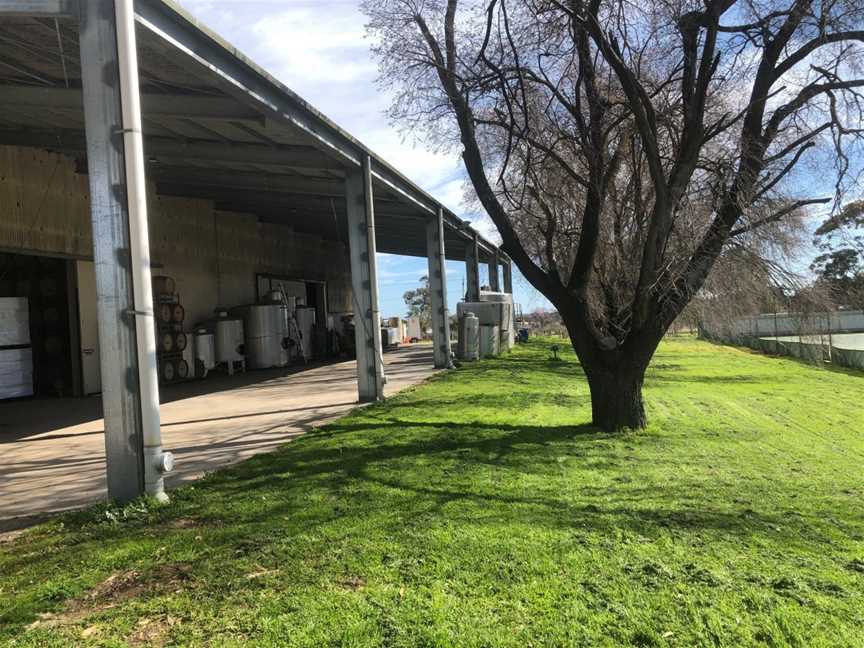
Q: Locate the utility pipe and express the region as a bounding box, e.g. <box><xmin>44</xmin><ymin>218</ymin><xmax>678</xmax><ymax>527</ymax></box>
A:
<box><xmin>116</xmin><ymin>0</ymin><xmax>172</xmax><ymax>501</ymax></box>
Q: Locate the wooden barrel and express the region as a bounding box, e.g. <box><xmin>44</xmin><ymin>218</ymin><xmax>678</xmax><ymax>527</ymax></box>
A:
<box><xmin>161</xmin><ymin>361</ymin><xmax>175</xmax><ymax>382</ymax></box>
<box><xmin>160</xmin><ymin>331</ymin><xmax>174</xmax><ymax>353</ymax></box>
<box><xmin>152</xmin><ymin>275</ymin><xmax>176</xmax><ymax>295</ymax></box>
<box><xmin>158</xmin><ymin>303</ymin><xmax>173</xmax><ymax>324</ymax></box>
<box><xmin>172</xmin><ymin>304</ymin><xmax>185</xmax><ymax>324</ymax></box>
<box><xmin>174</xmin><ymin>331</ymin><xmax>187</xmax><ymax>352</ymax></box>
<box><xmin>175</xmin><ymin>358</ymin><xmax>189</xmax><ymax>379</ymax></box>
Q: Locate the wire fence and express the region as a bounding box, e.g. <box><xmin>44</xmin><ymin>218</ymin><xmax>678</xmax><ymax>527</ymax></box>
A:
<box><xmin>699</xmin><ymin>310</ymin><xmax>864</xmax><ymax>371</ymax></box>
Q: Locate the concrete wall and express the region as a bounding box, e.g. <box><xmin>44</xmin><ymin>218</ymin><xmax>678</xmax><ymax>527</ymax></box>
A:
<box><xmin>0</xmin><ymin>145</ymin><xmax>352</xmax><ymax>327</ymax></box>
<box><xmin>730</xmin><ymin>310</ymin><xmax>864</xmax><ymax>337</ymax></box>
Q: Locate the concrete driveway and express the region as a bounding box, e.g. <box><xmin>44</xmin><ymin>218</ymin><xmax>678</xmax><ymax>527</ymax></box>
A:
<box><xmin>0</xmin><ymin>346</ymin><xmax>436</xmax><ymax>528</ymax></box>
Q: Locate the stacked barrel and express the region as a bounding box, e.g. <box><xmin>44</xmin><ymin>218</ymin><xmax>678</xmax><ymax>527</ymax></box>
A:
<box><xmin>153</xmin><ymin>275</ymin><xmax>190</xmax><ymax>384</ymax></box>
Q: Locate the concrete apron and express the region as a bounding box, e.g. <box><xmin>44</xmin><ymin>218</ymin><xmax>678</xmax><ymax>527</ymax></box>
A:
<box><xmin>0</xmin><ymin>346</ymin><xmax>436</xmax><ymax>530</ymax></box>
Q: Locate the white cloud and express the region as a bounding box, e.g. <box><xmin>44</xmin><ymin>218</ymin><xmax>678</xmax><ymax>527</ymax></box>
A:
<box><xmin>249</xmin><ymin>7</ymin><xmax>374</xmax><ymax>84</ymax></box>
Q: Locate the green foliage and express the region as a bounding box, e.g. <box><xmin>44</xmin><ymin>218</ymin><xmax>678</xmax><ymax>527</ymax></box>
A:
<box><xmin>1</xmin><ymin>339</ymin><xmax>863</xmax><ymax>646</ymax></box>
<box><xmin>402</xmin><ymin>276</ymin><xmax>430</xmax><ymax>329</ymax></box>
<box><xmin>812</xmin><ymin>201</ymin><xmax>864</xmax><ymax>308</ymax></box>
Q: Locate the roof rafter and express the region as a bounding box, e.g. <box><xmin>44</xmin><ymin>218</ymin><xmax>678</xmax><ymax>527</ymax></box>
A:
<box><xmin>0</xmin><ymin>84</ymin><xmax>266</xmax><ymax>122</ymax></box>
<box><xmin>0</xmin><ymin>127</ymin><xmax>337</xmax><ymax>169</ymax></box>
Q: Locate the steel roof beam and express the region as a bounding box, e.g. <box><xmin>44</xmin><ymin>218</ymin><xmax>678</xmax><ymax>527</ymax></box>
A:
<box><xmin>0</xmin><ymin>85</ymin><xmax>265</xmax><ymax>122</ymax></box>
<box><xmin>149</xmin><ymin>167</ymin><xmax>347</xmax><ymax>197</ymax></box>
<box><xmin>153</xmin><ymin>183</ymin><xmax>427</xmax><ymax>215</ymax></box>
<box><xmin>0</xmin><ymin>126</ymin><xmax>339</xmax><ymax>169</ymax></box>
<box><xmin>0</xmin><ymin>0</ymin><xmax>76</xmax><ymax>16</ymax></box>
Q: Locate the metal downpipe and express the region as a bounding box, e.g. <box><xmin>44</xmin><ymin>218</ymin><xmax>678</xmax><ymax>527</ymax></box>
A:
<box><xmin>116</xmin><ymin>0</ymin><xmax>172</xmax><ymax>501</ymax></box>
<box><xmin>361</xmin><ymin>154</ymin><xmax>386</xmax><ymax>394</ymax></box>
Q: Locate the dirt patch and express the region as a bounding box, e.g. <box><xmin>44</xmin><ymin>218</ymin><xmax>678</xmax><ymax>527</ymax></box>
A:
<box><xmin>155</xmin><ymin>563</ymin><xmax>194</xmax><ymax>591</ymax></box>
<box><xmin>0</xmin><ymin>528</ymin><xmax>28</xmax><ymax>545</ymax></box>
<box><xmin>167</xmin><ymin>516</ymin><xmax>225</xmax><ymax>531</ymax></box>
<box><xmin>91</xmin><ymin>570</ymin><xmax>147</xmax><ymax>602</ymax></box>
<box><xmin>28</xmin><ymin>563</ymin><xmax>193</xmax><ymax>630</ymax></box>
<box><xmin>339</xmin><ymin>575</ymin><xmax>366</xmax><ymax>591</ymax></box>
<box><xmin>128</xmin><ymin>614</ymin><xmax>180</xmax><ymax>647</ymax></box>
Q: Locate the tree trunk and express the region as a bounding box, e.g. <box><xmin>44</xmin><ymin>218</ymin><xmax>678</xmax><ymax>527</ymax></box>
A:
<box><xmin>585</xmin><ymin>364</ymin><xmax>647</xmax><ymax>431</ymax></box>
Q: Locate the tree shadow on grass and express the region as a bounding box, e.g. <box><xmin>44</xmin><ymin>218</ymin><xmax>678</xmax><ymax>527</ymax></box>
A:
<box><xmin>391</xmin><ymin>392</ymin><xmax>593</xmax><ymax>412</ymax></box>
<box><xmin>193</xmin><ymin>409</ymin><xmax>860</xmax><ymax>540</ymax></box>
<box><xmin>468</xmin><ymin>349</ymin><xmax>766</xmax><ymax>386</ymax></box>
<box><xmin>3</xmin><ymin>410</ymin><xmax>857</xmax><ymax>630</ymax></box>
<box><xmin>644</xmin><ymin>372</ymin><xmax>765</xmax><ymax>384</ymax></box>
<box><xmin>125</xmin><ymin>418</ymin><xmax>849</xmax><ymax>542</ymax></box>
<box><xmin>6</xmin><ymin>341</ymin><xmax>862</xmax><ymax>633</ymax></box>
<box><xmin>454</xmin><ymin>360</ymin><xmax>584</xmax><ymax>380</ymax></box>
<box><xmin>204</xmin><ymin>419</ymin><xmax>609</xmax><ymax>488</ymax></box>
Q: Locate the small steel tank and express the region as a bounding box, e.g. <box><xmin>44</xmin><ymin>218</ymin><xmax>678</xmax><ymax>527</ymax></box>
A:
<box><xmin>461</xmin><ymin>312</ymin><xmax>480</xmax><ymax>361</ymax></box>
<box><xmin>214</xmin><ymin>311</ymin><xmax>245</xmax><ymax>373</ymax></box>
<box><xmin>194</xmin><ymin>327</ymin><xmax>216</xmax><ymax>377</ymax></box>
<box><xmin>234</xmin><ymin>304</ymin><xmax>289</xmax><ymax>369</ymax></box>
<box><xmin>479</xmin><ymin>324</ymin><xmax>500</xmax><ymax>357</ymax></box>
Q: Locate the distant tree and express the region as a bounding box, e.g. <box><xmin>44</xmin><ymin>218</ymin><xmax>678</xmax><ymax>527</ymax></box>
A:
<box><xmin>681</xmin><ymin>223</ymin><xmax>806</xmax><ymax>337</ymax></box>
<box><xmin>364</xmin><ymin>0</ymin><xmax>864</xmax><ymax>429</ymax></box>
<box><xmin>403</xmin><ymin>275</ymin><xmax>432</xmax><ymax>330</ymax></box>
<box><xmin>812</xmin><ymin>201</ymin><xmax>864</xmax><ymax>309</ymax></box>
<box><xmin>521</xmin><ymin>308</ymin><xmax>566</xmax><ymax>336</ymax></box>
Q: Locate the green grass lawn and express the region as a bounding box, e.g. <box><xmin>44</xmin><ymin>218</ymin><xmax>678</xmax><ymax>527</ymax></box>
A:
<box><xmin>1</xmin><ymin>337</ymin><xmax>863</xmax><ymax>647</ymax></box>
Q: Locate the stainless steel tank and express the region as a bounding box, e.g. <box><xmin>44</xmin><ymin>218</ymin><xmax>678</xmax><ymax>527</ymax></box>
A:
<box><xmin>460</xmin><ymin>312</ymin><xmax>480</xmax><ymax>361</ymax></box>
<box><xmin>194</xmin><ymin>328</ymin><xmax>216</xmax><ymax>376</ymax></box>
<box><xmin>294</xmin><ymin>306</ymin><xmax>316</xmax><ymax>360</ymax></box>
<box><xmin>235</xmin><ymin>304</ymin><xmax>289</xmax><ymax>369</ymax></box>
<box><xmin>214</xmin><ymin>312</ymin><xmax>245</xmax><ymax>364</ymax></box>
<box><xmin>479</xmin><ymin>324</ymin><xmax>500</xmax><ymax>357</ymax></box>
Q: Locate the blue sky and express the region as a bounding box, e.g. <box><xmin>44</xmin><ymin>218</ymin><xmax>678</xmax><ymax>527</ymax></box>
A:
<box><xmin>176</xmin><ymin>0</ymin><xmax>553</xmax><ymax>318</ymax></box>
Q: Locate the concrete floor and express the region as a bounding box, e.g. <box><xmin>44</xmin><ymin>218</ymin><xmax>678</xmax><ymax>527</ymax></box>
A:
<box><xmin>0</xmin><ymin>346</ymin><xmax>436</xmax><ymax>528</ymax></box>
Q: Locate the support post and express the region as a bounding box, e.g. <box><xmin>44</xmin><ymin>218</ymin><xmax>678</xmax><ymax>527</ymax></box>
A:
<box><xmin>346</xmin><ymin>154</ymin><xmax>385</xmax><ymax>401</ymax></box>
<box><xmin>426</xmin><ymin>207</ymin><xmax>452</xmax><ymax>369</ymax></box>
<box><xmin>465</xmin><ymin>232</ymin><xmax>480</xmax><ymax>302</ymax></box>
<box><xmin>79</xmin><ymin>0</ymin><xmax>170</xmax><ymax>504</ymax></box>
<box><xmin>488</xmin><ymin>250</ymin><xmax>500</xmax><ymax>292</ymax></box>
<box><xmin>503</xmin><ymin>260</ymin><xmax>513</xmax><ymax>294</ymax></box>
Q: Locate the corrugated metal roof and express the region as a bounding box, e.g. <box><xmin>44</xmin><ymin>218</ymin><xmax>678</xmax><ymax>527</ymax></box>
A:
<box><xmin>0</xmin><ymin>1</ymin><xmax>505</xmax><ymax>262</ymax></box>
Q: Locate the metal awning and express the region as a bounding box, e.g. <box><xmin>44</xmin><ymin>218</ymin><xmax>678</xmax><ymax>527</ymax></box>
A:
<box><xmin>0</xmin><ymin>0</ymin><xmax>504</xmax><ymax>262</ymax></box>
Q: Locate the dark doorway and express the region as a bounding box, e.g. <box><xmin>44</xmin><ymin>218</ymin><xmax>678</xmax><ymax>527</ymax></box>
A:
<box><xmin>0</xmin><ymin>252</ymin><xmax>79</xmax><ymax>398</ymax></box>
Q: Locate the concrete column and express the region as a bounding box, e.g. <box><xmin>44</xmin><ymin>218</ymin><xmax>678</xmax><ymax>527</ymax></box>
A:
<box><xmin>78</xmin><ymin>0</ymin><xmax>149</xmax><ymax>502</ymax></box>
<box><xmin>488</xmin><ymin>250</ymin><xmax>500</xmax><ymax>292</ymax></box>
<box><xmin>346</xmin><ymin>154</ymin><xmax>385</xmax><ymax>401</ymax></box>
<box><xmin>426</xmin><ymin>207</ymin><xmax>452</xmax><ymax>369</ymax></box>
<box><xmin>503</xmin><ymin>260</ymin><xmax>513</xmax><ymax>294</ymax></box>
<box><xmin>465</xmin><ymin>233</ymin><xmax>480</xmax><ymax>302</ymax></box>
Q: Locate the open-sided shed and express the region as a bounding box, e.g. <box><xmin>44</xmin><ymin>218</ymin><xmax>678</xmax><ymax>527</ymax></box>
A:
<box><xmin>0</xmin><ymin>0</ymin><xmax>513</xmax><ymax>508</ymax></box>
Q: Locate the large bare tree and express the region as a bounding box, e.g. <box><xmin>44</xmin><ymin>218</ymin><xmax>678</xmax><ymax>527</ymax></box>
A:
<box><xmin>363</xmin><ymin>0</ymin><xmax>864</xmax><ymax>430</ymax></box>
